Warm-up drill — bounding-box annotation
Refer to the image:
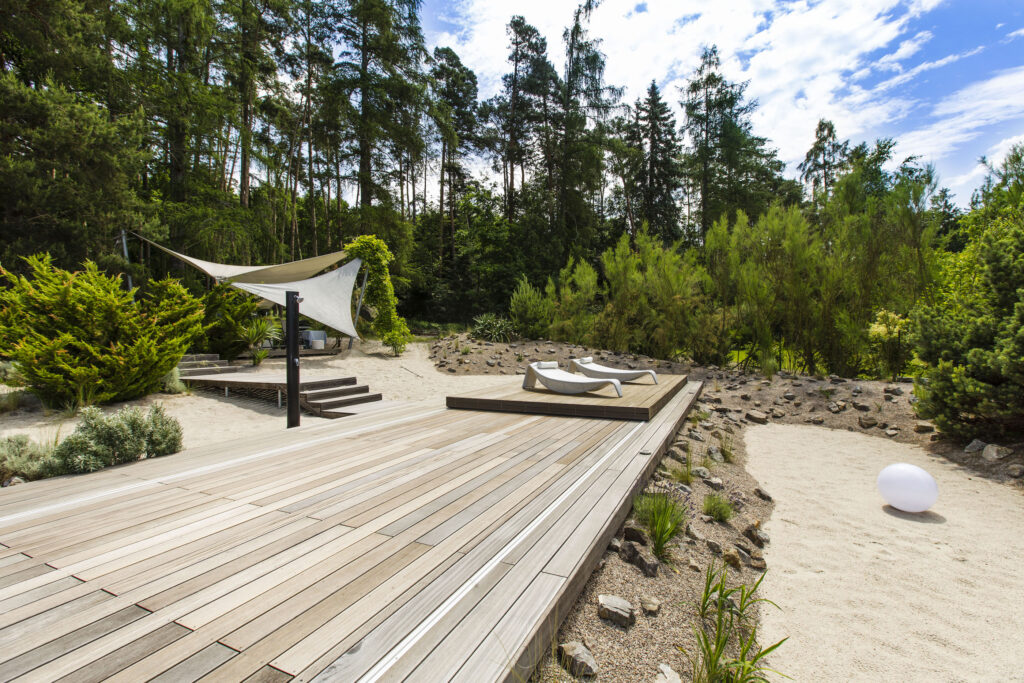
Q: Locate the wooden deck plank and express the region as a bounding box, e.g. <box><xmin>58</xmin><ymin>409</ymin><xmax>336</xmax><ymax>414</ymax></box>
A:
<box><xmin>55</xmin><ymin>622</ymin><xmax>191</xmax><ymax>683</ymax></box>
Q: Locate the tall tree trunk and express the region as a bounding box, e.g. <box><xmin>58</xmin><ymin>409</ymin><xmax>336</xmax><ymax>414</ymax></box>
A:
<box><xmin>438</xmin><ymin>139</ymin><xmax>446</xmax><ymax>262</ymax></box>
<box><xmin>357</xmin><ymin>17</ymin><xmax>372</xmax><ymax>221</ymax></box>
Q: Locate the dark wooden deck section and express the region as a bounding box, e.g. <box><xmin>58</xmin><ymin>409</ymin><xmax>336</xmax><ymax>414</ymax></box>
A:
<box><xmin>446</xmin><ymin>374</ymin><xmax>688</xmax><ymax>420</ymax></box>
<box><xmin>182</xmin><ymin>371</ymin><xmax>356</xmax><ymax>393</ymax></box>
<box><xmin>0</xmin><ymin>382</ymin><xmax>701</xmax><ymax>682</ymax></box>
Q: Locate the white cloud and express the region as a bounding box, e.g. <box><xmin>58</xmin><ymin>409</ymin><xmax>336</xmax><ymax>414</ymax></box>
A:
<box><xmin>877</xmin><ymin>31</ymin><xmax>933</xmax><ymax>71</ymax></box>
<box><xmin>873</xmin><ymin>45</ymin><xmax>984</xmax><ymax>92</ymax></box>
<box><xmin>1007</xmin><ymin>27</ymin><xmax>1024</xmax><ymax>40</ymax></box>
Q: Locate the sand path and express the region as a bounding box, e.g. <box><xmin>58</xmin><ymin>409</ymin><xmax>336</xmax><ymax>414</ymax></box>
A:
<box><xmin>745</xmin><ymin>424</ymin><xmax>1024</xmax><ymax>682</ymax></box>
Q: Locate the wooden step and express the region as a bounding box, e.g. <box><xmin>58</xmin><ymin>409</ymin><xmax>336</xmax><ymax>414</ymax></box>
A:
<box><xmin>300</xmin><ymin>385</ymin><xmax>370</xmax><ymax>402</ymax></box>
<box><xmin>304</xmin><ymin>388</ymin><xmax>372</xmax><ymax>411</ymax></box>
<box><xmin>179</xmin><ymin>366</ymin><xmax>243</xmax><ymax>378</ymax></box>
<box><xmin>178</xmin><ymin>360</ymin><xmax>231</xmax><ymax>370</ymax></box>
<box><xmin>312</xmin><ymin>393</ymin><xmax>383</xmax><ymax>418</ymax></box>
<box><xmin>180</xmin><ymin>353</ymin><xmax>220</xmax><ymax>362</ymax></box>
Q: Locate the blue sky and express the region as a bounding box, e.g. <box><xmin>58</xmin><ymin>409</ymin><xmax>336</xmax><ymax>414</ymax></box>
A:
<box><xmin>421</xmin><ymin>0</ymin><xmax>1024</xmax><ymax>205</ymax></box>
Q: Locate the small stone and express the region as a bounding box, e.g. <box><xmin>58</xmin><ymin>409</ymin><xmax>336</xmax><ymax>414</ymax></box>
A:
<box><xmin>783</xmin><ymin>391</ymin><xmax>796</xmax><ymax>401</ymax></box>
<box><xmin>745</xmin><ymin>409</ymin><xmax>768</xmax><ymax>424</ymax></box>
<box><xmin>754</xmin><ymin>487</ymin><xmax>773</xmax><ymax>502</ymax></box>
<box><xmin>700</xmin><ymin>514</ymin><xmax>715</xmax><ymax>524</ymax></box>
<box><xmin>706</xmin><ymin>477</ymin><xmax>725</xmax><ymax>491</ymax></box>
<box><xmin>706</xmin><ymin>539</ymin><xmax>723</xmax><ymax>554</ymax></box>
<box><xmin>558</xmin><ymin>641</ymin><xmax>598</xmax><ymax>678</ymax></box>
<box><xmin>827</xmin><ymin>402</ymin><xmax>841</xmax><ymax>414</ymax></box>
<box><xmin>597</xmin><ymin>594</ymin><xmax>635</xmax><ymax>628</ymax></box>
<box><xmin>810</xmin><ymin>415</ymin><xmax>825</xmax><ymax>425</ymax></box>
<box><xmin>619</xmin><ymin>540</ymin><xmax>639</xmax><ymax>563</ymax></box>
<box><xmin>858</xmin><ymin>415</ymin><xmax>878</xmax><ymax>429</ymax></box>
<box><xmin>608</xmin><ymin>537</ymin><xmax>622</xmax><ymax>553</ymax></box>
<box><xmin>740</xmin><ymin>393</ymin><xmax>751</xmax><ymax>401</ymax></box>
<box><xmin>687</xmin><ymin>558</ymin><xmax>702</xmax><ymax>572</ymax></box>
<box><xmin>750</xmin><ymin>555</ymin><xmax>767</xmax><ymax>570</ymax></box>
<box><xmin>743</xmin><ymin>523</ymin><xmax>770</xmax><ymax>548</ymax></box>
<box><xmin>982</xmin><ymin>444</ymin><xmax>1013</xmax><ymax>461</ymax></box>
<box><xmin>3</xmin><ymin>476</ymin><xmax>25</xmax><ymax>487</ymax></box>
<box><xmin>667</xmin><ymin>446</ymin><xmax>687</xmax><ymax>464</ymax></box>
<box><xmin>884</xmin><ymin>385</ymin><xmax>904</xmax><ymax>395</ymax></box>
<box><xmin>707</xmin><ymin>445</ymin><xmax>724</xmax><ymax>463</ymax></box>
<box><xmin>685</xmin><ymin>524</ymin><xmax>704</xmax><ymax>542</ymax></box>
<box><xmin>722</xmin><ymin>548</ymin><xmax>741</xmax><ymax>568</ymax></box>
<box><xmin>654</xmin><ymin>663</ymin><xmax>683</xmax><ymax>683</ymax></box>
<box><xmin>631</xmin><ymin>547</ymin><xmax>660</xmax><ymax>577</ymax></box>
<box><xmin>688</xmin><ymin>429</ymin><xmax>705</xmax><ymax>442</ymax></box>
<box><xmin>692</xmin><ymin>466</ymin><xmax>711</xmax><ymax>479</ymax></box>
<box><xmin>624</xmin><ymin>524</ymin><xmax>649</xmax><ymax>546</ymax></box>
<box><xmin>735</xmin><ymin>546</ymin><xmax>752</xmax><ymax>565</ymax></box>
<box><xmin>852</xmin><ymin>400</ymin><xmax>870</xmax><ymax>412</ymax></box>
<box><xmin>964</xmin><ymin>439</ymin><xmax>987</xmax><ymax>453</ymax></box>
<box><xmin>885</xmin><ymin>428</ymin><xmax>899</xmax><ymax>438</ymax></box>
<box><xmin>485</xmin><ymin>359</ymin><xmax>496</xmax><ymax>367</ymax></box>
<box><xmin>641</xmin><ymin>597</ymin><xmax>662</xmax><ymax>616</ymax></box>
<box><xmin>913</xmin><ymin>422</ymin><xmax>934</xmax><ymax>433</ymax></box>
<box><xmin>771</xmin><ymin>408</ymin><xmax>785</xmax><ymax>419</ymax></box>
<box><xmin>447</xmin><ymin>367</ymin><xmax>457</xmax><ymax>373</ymax></box>
<box><xmin>1007</xmin><ymin>464</ymin><xmax>1024</xmax><ymax>478</ymax></box>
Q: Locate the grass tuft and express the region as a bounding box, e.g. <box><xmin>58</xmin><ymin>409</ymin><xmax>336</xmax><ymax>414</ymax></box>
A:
<box><xmin>633</xmin><ymin>492</ymin><xmax>687</xmax><ymax>560</ymax></box>
<box><xmin>703</xmin><ymin>493</ymin><xmax>733</xmax><ymax>523</ymax></box>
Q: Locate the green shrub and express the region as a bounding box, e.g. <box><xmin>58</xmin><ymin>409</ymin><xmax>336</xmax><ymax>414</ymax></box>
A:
<box><xmin>633</xmin><ymin>492</ymin><xmax>687</xmax><ymax>560</ymax></box>
<box><xmin>201</xmin><ymin>284</ymin><xmax>260</xmax><ymax>360</ymax></box>
<box><xmin>52</xmin><ymin>405</ymin><xmax>183</xmax><ymax>474</ymax></box>
<box><xmin>162</xmin><ymin>368</ymin><xmax>187</xmax><ymax>394</ymax></box>
<box><xmin>703</xmin><ymin>494</ymin><xmax>733</xmax><ymax>522</ymax></box>
<box><xmin>472</xmin><ymin>313</ymin><xmax>516</xmax><ymax>343</ymax></box>
<box><xmin>0</xmin><ymin>435</ymin><xmax>62</xmax><ymax>481</ymax></box>
<box><xmin>0</xmin><ymin>255</ymin><xmax>204</xmax><ymax>408</ymax></box>
<box><xmin>868</xmin><ymin>309</ymin><xmax>911</xmax><ymax>381</ymax></box>
<box><xmin>345</xmin><ymin>235</ymin><xmax>412</xmax><ymax>356</ymax></box>
<box><xmin>508</xmin><ymin>275</ymin><xmax>553</xmax><ymax>340</ymax></box>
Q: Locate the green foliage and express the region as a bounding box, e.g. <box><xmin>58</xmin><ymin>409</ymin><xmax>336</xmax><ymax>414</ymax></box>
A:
<box><xmin>0</xmin><ymin>255</ymin><xmax>204</xmax><ymax>408</ymax></box>
<box><xmin>472</xmin><ymin>313</ymin><xmax>516</xmax><ymax>343</ymax></box>
<box><xmin>162</xmin><ymin>369</ymin><xmax>187</xmax><ymax>395</ymax></box>
<box><xmin>913</xmin><ymin>167</ymin><xmax>1024</xmax><ymax>438</ymax></box>
<box><xmin>0</xmin><ymin>435</ymin><xmax>62</xmax><ymax>482</ymax></box>
<box><xmin>546</xmin><ymin>258</ymin><xmax>600</xmax><ymax>345</ymax></box>
<box><xmin>509</xmin><ymin>276</ymin><xmax>554</xmax><ymax>339</ymax></box>
<box><xmin>239</xmin><ymin>316</ymin><xmax>282</xmax><ymax>366</ymax></box>
<box><xmin>867</xmin><ymin>310</ymin><xmax>911</xmax><ymax>381</ymax></box>
<box><xmin>345</xmin><ymin>235</ymin><xmax>412</xmax><ymax>356</ymax></box>
<box><xmin>703</xmin><ymin>494</ymin><xmax>733</xmax><ymax>523</ymax></box>
<box><xmin>202</xmin><ymin>285</ymin><xmax>261</xmax><ymax>361</ymax></box>
<box><xmin>633</xmin><ymin>492</ymin><xmax>687</xmax><ymax>560</ymax></box>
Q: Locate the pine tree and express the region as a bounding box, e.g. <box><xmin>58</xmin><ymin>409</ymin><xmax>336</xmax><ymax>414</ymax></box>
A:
<box><xmin>798</xmin><ymin>119</ymin><xmax>849</xmax><ymax>203</ymax></box>
<box><xmin>636</xmin><ymin>81</ymin><xmax>682</xmax><ymax>242</ymax></box>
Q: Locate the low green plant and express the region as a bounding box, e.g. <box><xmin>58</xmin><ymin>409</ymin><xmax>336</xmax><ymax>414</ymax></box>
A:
<box><xmin>703</xmin><ymin>493</ymin><xmax>733</xmax><ymax>522</ymax></box>
<box><xmin>53</xmin><ymin>405</ymin><xmax>183</xmax><ymax>474</ymax></box>
<box><xmin>633</xmin><ymin>492</ymin><xmax>687</xmax><ymax>560</ymax></box>
<box><xmin>508</xmin><ymin>275</ymin><xmax>554</xmax><ymax>340</ymax></box>
<box><xmin>461</xmin><ymin>346</ymin><xmax>472</xmax><ymax>355</ymax></box>
<box><xmin>720</xmin><ymin>436</ymin><xmax>735</xmax><ymax>463</ymax></box>
<box><xmin>0</xmin><ymin>434</ymin><xmax>62</xmax><ymax>481</ymax></box>
<box><xmin>239</xmin><ymin>316</ymin><xmax>282</xmax><ymax>366</ymax></box>
<box><xmin>472</xmin><ymin>313</ymin><xmax>516</xmax><ymax>343</ymax></box>
<box><xmin>162</xmin><ymin>368</ymin><xmax>187</xmax><ymax>394</ymax></box>
<box><xmin>671</xmin><ymin>457</ymin><xmax>695</xmax><ymax>485</ymax></box>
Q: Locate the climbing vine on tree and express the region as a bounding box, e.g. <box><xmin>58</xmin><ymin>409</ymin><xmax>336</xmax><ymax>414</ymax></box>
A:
<box><xmin>344</xmin><ymin>236</ymin><xmax>412</xmax><ymax>355</ymax></box>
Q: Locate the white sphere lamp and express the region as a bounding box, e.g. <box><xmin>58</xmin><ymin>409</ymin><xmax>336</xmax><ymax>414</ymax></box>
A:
<box><xmin>877</xmin><ymin>463</ymin><xmax>938</xmax><ymax>513</ymax></box>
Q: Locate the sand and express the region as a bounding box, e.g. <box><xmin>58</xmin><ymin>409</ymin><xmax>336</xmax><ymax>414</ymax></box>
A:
<box><xmin>0</xmin><ymin>341</ymin><xmax>511</xmax><ymax>450</ymax></box>
<box><xmin>745</xmin><ymin>424</ymin><xmax>1024</xmax><ymax>682</ymax></box>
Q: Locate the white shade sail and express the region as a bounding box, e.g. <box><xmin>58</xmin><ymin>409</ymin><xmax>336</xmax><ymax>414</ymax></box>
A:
<box><xmin>232</xmin><ymin>258</ymin><xmax>363</xmax><ymax>339</ymax></box>
<box><xmin>137</xmin><ymin>234</ymin><xmax>347</xmax><ymax>284</ymax></box>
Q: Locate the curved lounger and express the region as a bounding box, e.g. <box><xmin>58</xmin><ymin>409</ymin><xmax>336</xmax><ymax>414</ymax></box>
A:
<box><xmin>570</xmin><ymin>356</ymin><xmax>658</xmax><ymax>384</ymax></box>
<box><xmin>523</xmin><ymin>361</ymin><xmax>622</xmax><ymax>397</ymax></box>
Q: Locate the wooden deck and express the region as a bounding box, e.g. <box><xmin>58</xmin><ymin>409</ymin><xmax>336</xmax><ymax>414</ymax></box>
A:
<box><xmin>0</xmin><ymin>382</ymin><xmax>700</xmax><ymax>682</ymax></box>
<box><xmin>182</xmin><ymin>371</ymin><xmax>356</xmax><ymax>393</ymax></box>
<box><xmin>446</xmin><ymin>374</ymin><xmax>688</xmax><ymax>420</ymax></box>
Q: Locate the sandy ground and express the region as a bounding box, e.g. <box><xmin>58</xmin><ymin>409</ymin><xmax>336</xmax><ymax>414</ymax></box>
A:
<box><xmin>745</xmin><ymin>423</ymin><xmax>1024</xmax><ymax>682</ymax></box>
<box><xmin>0</xmin><ymin>341</ymin><xmax>510</xmax><ymax>450</ymax></box>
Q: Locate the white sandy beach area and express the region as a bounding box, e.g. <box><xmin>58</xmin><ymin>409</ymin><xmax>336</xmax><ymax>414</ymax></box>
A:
<box><xmin>0</xmin><ymin>341</ymin><xmax>510</xmax><ymax>449</ymax></box>
<box><xmin>745</xmin><ymin>423</ymin><xmax>1024</xmax><ymax>682</ymax></box>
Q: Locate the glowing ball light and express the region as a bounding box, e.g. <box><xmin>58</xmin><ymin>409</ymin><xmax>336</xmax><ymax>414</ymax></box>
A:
<box><xmin>876</xmin><ymin>463</ymin><xmax>938</xmax><ymax>513</ymax></box>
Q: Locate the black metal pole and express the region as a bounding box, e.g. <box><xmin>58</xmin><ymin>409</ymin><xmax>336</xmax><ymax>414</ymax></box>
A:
<box><xmin>286</xmin><ymin>291</ymin><xmax>300</xmax><ymax>428</ymax></box>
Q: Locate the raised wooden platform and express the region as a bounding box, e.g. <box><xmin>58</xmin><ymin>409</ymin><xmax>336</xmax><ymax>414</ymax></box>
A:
<box><xmin>0</xmin><ymin>383</ymin><xmax>701</xmax><ymax>682</ymax></box>
<box><xmin>446</xmin><ymin>373</ymin><xmax>688</xmax><ymax>421</ymax></box>
<box><xmin>183</xmin><ymin>371</ymin><xmax>383</xmax><ymax>418</ymax></box>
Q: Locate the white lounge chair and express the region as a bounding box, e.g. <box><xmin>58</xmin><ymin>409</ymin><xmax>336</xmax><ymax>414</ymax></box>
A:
<box><xmin>570</xmin><ymin>356</ymin><xmax>658</xmax><ymax>384</ymax></box>
<box><xmin>522</xmin><ymin>361</ymin><xmax>622</xmax><ymax>397</ymax></box>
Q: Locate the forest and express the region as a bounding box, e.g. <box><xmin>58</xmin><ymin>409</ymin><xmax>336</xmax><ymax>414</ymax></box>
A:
<box><xmin>1</xmin><ymin>0</ymin><xmax>1022</xmax><ymax>438</ymax></box>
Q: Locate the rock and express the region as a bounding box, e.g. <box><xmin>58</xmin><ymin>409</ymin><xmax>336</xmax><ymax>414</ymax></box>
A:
<box><xmin>743</xmin><ymin>524</ymin><xmax>770</xmax><ymax>548</ymax></box>
<box><xmin>706</xmin><ymin>539</ymin><xmax>723</xmax><ymax>555</ymax></box>
<box><xmin>706</xmin><ymin>477</ymin><xmax>725</xmax><ymax>491</ymax></box>
<box><xmin>707</xmin><ymin>445</ymin><xmax>724</xmax><ymax>463</ymax></box>
<box><xmin>624</xmin><ymin>524</ymin><xmax>649</xmax><ymax>546</ymax></box>
<box><xmin>884</xmin><ymin>385</ymin><xmax>904</xmax><ymax>395</ymax></box>
<box><xmin>913</xmin><ymin>422</ymin><xmax>934</xmax><ymax>433</ymax></box>
<box><xmin>827</xmin><ymin>402</ymin><xmax>841</xmax><ymax>414</ymax></box>
<box><xmin>745</xmin><ymin>409</ymin><xmax>768</xmax><ymax>425</ymax></box>
<box><xmin>631</xmin><ymin>547</ymin><xmax>660</xmax><ymax>577</ymax></box>
<box><xmin>2</xmin><ymin>476</ymin><xmax>25</xmax><ymax>487</ymax></box>
<box><xmin>687</xmin><ymin>558</ymin><xmax>702</xmax><ymax>572</ymax></box>
<box><xmin>619</xmin><ymin>540</ymin><xmax>639</xmax><ymax>563</ymax></box>
<box><xmin>858</xmin><ymin>415</ymin><xmax>878</xmax><ymax>429</ymax></box>
<box><xmin>852</xmin><ymin>400</ymin><xmax>870</xmax><ymax>412</ymax></box>
<box><xmin>783</xmin><ymin>391</ymin><xmax>796</xmax><ymax>401</ymax></box>
<box><xmin>667</xmin><ymin>446</ymin><xmax>687</xmax><ymax>464</ymax></box>
<box><xmin>699</xmin><ymin>420</ymin><xmax>714</xmax><ymax>430</ymax></box>
<box><xmin>447</xmin><ymin>367</ymin><xmax>457</xmax><ymax>373</ymax></box>
<box><xmin>982</xmin><ymin>444</ymin><xmax>1013</xmax><ymax>461</ymax></box>
<box><xmin>722</xmin><ymin>548</ymin><xmax>741</xmax><ymax>569</ymax></box>
<box><xmin>692</xmin><ymin>466</ymin><xmax>711</xmax><ymax>479</ymax></box>
<box><xmin>608</xmin><ymin>537</ymin><xmax>622</xmax><ymax>553</ymax></box>
<box><xmin>810</xmin><ymin>416</ymin><xmax>825</xmax><ymax>425</ymax></box>
<box><xmin>685</xmin><ymin>524</ymin><xmax>704</xmax><ymax>542</ymax></box>
<box><xmin>750</xmin><ymin>555</ymin><xmax>767</xmax><ymax>570</ymax></box>
<box><xmin>754</xmin><ymin>487</ymin><xmax>773</xmax><ymax>502</ymax></box>
<box><xmin>770</xmin><ymin>408</ymin><xmax>785</xmax><ymax>419</ymax></box>
<box><xmin>485</xmin><ymin>359</ymin><xmax>496</xmax><ymax>367</ymax></box>
<box><xmin>640</xmin><ymin>597</ymin><xmax>662</xmax><ymax>616</ymax></box>
<box><xmin>558</xmin><ymin>641</ymin><xmax>599</xmax><ymax>678</ymax></box>
<box><xmin>740</xmin><ymin>393</ymin><xmax>751</xmax><ymax>401</ymax></box>
<box><xmin>688</xmin><ymin>429</ymin><xmax>705</xmax><ymax>442</ymax></box>
<box><xmin>654</xmin><ymin>663</ymin><xmax>683</xmax><ymax>683</ymax></box>
<box><xmin>885</xmin><ymin>428</ymin><xmax>899</xmax><ymax>438</ymax></box>
<box><xmin>734</xmin><ymin>546</ymin><xmax>752</xmax><ymax>565</ymax></box>
<box><xmin>1007</xmin><ymin>464</ymin><xmax>1024</xmax><ymax>478</ymax></box>
<box><xmin>964</xmin><ymin>439</ymin><xmax>987</xmax><ymax>453</ymax></box>
<box><xmin>700</xmin><ymin>514</ymin><xmax>715</xmax><ymax>524</ymax></box>
<box><xmin>597</xmin><ymin>594</ymin><xmax>635</xmax><ymax>628</ymax></box>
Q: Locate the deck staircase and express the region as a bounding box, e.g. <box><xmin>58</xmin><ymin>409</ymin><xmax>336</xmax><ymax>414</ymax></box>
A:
<box><xmin>299</xmin><ymin>380</ymin><xmax>382</xmax><ymax>418</ymax></box>
<box><xmin>177</xmin><ymin>353</ymin><xmax>243</xmax><ymax>378</ymax></box>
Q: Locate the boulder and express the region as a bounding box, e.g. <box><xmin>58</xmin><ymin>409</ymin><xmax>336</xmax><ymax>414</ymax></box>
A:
<box><xmin>623</xmin><ymin>524</ymin><xmax>649</xmax><ymax>546</ymax></box>
<box><xmin>982</xmin><ymin>444</ymin><xmax>1013</xmax><ymax>461</ymax></box>
<box><xmin>597</xmin><ymin>594</ymin><xmax>635</xmax><ymax>628</ymax></box>
<box><xmin>558</xmin><ymin>641</ymin><xmax>598</xmax><ymax>678</ymax></box>
<box><xmin>858</xmin><ymin>415</ymin><xmax>878</xmax><ymax>429</ymax></box>
<box><xmin>745</xmin><ymin>409</ymin><xmax>768</xmax><ymax>425</ymax></box>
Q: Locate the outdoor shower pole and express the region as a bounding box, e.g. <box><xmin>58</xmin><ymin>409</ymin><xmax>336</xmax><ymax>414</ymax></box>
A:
<box><xmin>286</xmin><ymin>291</ymin><xmax>301</xmax><ymax>428</ymax></box>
